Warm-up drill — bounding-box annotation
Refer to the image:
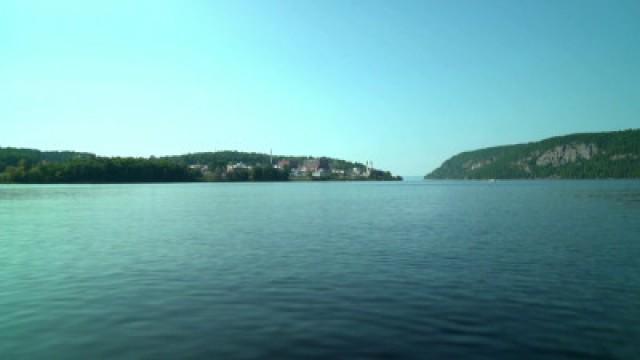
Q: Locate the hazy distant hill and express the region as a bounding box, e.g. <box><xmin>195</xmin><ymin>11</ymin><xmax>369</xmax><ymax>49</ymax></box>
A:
<box><xmin>426</xmin><ymin>129</ymin><xmax>640</xmax><ymax>179</ymax></box>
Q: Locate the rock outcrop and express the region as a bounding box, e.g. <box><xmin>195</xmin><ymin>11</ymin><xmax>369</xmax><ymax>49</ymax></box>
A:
<box><xmin>535</xmin><ymin>143</ymin><xmax>598</xmax><ymax>167</ymax></box>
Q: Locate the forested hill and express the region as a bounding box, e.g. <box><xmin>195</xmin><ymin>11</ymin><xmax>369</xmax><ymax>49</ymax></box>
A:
<box><xmin>426</xmin><ymin>129</ymin><xmax>640</xmax><ymax>179</ymax></box>
<box><xmin>0</xmin><ymin>147</ymin><xmax>94</xmax><ymax>170</ymax></box>
<box><xmin>0</xmin><ymin>147</ymin><xmax>195</xmax><ymax>183</ymax></box>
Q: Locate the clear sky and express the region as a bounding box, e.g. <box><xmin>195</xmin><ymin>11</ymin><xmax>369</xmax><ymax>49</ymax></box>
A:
<box><xmin>1</xmin><ymin>0</ymin><xmax>638</xmax><ymax>175</ymax></box>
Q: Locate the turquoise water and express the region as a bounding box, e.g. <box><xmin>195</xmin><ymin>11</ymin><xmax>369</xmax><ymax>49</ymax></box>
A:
<box><xmin>2</xmin><ymin>181</ymin><xmax>640</xmax><ymax>359</ymax></box>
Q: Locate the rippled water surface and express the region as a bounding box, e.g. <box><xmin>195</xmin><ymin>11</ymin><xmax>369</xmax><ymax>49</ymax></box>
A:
<box><xmin>2</xmin><ymin>181</ymin><xmax>640</xmax><ymax>359</ymax></box>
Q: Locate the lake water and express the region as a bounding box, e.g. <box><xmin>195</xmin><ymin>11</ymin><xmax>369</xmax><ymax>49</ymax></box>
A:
<box><xmin>2</xmin><ymin>181</ymin><xmax>639</xmax><ymax>359</ymax></box>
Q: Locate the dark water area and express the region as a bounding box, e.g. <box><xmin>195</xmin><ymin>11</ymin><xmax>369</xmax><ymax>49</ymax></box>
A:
<box><xmin>1</xmin><ymin>181</ymin><xmax>639</xmax><ymax>359</ymax></box>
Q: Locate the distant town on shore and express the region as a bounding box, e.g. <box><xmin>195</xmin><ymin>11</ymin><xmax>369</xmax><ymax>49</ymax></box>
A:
<box><xmin>190</xmin><ymin>157</ymin><xmax>397</xmax><ymax>182</ymax></box>
<box><xmin>0</xmin><ymin>148</ymin><xmax>402</xmax><ymax>183</ymax></box>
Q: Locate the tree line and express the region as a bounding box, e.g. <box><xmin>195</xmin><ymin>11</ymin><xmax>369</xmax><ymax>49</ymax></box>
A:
<box><xmin>0</xmin><ymin>157</ymin><xmax>197</xmax><ymax>183</ymax></box>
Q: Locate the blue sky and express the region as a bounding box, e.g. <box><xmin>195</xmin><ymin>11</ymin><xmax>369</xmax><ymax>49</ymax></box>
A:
<box><xmin>1</xmin><ymin>0</ymin><xmax>638</xmax><ymax>175</ymax></box>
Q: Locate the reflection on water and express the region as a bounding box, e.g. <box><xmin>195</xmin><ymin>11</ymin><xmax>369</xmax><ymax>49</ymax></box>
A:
<box><xmin>572</xmin><ymin>181</ymin><xmax>640</xmax><ymax>205</ymax></box>
<box><xmin>1</xmin><ymin>181</ymin><xmax>640</xmax><ymax>359</ymax></box>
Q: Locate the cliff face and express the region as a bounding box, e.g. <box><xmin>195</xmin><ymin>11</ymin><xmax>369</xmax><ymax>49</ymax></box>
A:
<box><xmin>426</xmin><ymin>130</ymin><xmax>640</xmax><ymax>179</ymax></box>
<box><xmin>535</xmin><ymin>143</ymin><xmax>598</xmax><ymax>167</ymax></box>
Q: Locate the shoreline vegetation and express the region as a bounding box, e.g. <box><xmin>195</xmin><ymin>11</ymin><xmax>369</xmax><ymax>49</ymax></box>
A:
<box><xmin>0</xmin><ymin>148</ymin><xmax>402</xmax><ymax>184</ymax></box>
<box><xmin>426</xmin><ymin>129</ymin><xmax>640</xmax><ymax>180</ymax></box>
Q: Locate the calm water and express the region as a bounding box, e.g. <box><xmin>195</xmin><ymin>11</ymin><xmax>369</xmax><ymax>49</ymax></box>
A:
<box><xmin>2</xmin><ymin>181</ymin><xmax>639</xmax><ymax>359</ymax></box>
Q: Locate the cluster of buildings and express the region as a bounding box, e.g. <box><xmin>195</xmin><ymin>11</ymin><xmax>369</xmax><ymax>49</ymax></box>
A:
<box><xmin>188</xmin><ymin>158</ymin><xmax>376</xmax><ymax>180</ymax></box>
<box><xmin>277</xmin><ymin>159</ymin><xmax>374</xmax><ymax>179</ymax></box>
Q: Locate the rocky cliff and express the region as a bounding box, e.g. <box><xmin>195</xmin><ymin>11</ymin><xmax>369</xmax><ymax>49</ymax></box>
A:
<box><xmin>426</xmin><ymin>129</ymin><xmax>640</xmax><ymax>179</ymax></box>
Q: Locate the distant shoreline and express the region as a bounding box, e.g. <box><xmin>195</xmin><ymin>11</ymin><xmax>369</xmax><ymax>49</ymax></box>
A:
<box><xmin>0</xmin><ymin>147</ymin><xmax>402</xmax><ymax>184</ymax></box>
<box><xmin>0</xmin><ymin>179</ymin><xmax>403</xmax><ymax>185</ymax></box>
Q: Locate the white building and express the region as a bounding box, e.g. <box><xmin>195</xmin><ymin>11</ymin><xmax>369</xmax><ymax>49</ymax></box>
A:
<box><xmin>290</xmin><ymin>168</ymin><xmax>307</xmax><ymax>177</ymax></box>
<box><xmin>312</xmin><ymin>169</ymin><xmax>330</xmax><ymax>178</ymax></box>
<box><xmin>189</xmin><ymin>164</ymin><xmax>209</xmax><ymax>173</ymax></box>
<box><xmin>226</xmin><ymin>162</ymin><xmax>250</xmax><ymax>172</ymax></box>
